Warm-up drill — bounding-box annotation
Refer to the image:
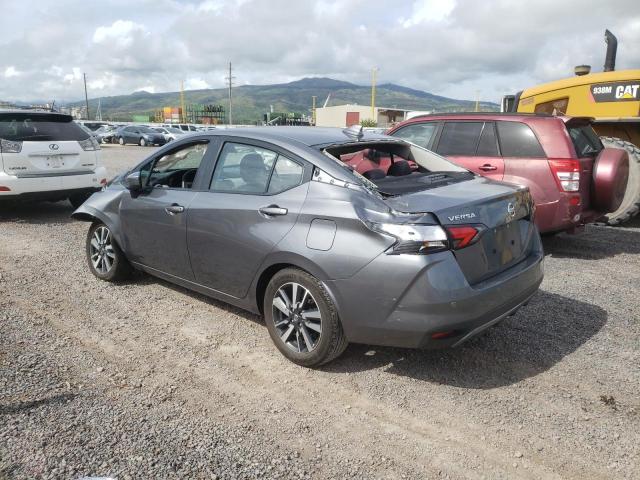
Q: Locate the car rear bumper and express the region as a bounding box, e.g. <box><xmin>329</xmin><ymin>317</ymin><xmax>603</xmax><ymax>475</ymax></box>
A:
<box><xmin>325</xmin><ymin>233</ymin><xmax>544</xmax><ymax>349</ymax></box>
<box><xmin>0</xmin><ymin>167</ymin><xmax>107</xmax><ymax>198</ymax></box>
<box><xmin>535</xmin><ymin>194</ymin><xmax>604</xmax><ymax>233</ymax></box>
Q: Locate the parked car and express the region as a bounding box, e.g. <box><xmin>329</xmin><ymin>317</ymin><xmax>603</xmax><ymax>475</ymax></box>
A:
<box><xmin>77</xmin><ymin>123</ymin><xmax>102</xmax><ymax>144</ymax></box>
<box><xmin>152</xmin><ymin>126</ymin><xmax>186</xmax><ymax>142</ymax></box>
<box><xmin>77</xmin><ymin>121</ymin><xmax>109</xmax><ymax>132</ymax></box>
<box><xmin>73</xmin><ymin>126</ymin><xmax>543</xmax><ymax>366</ymax></box>
<box><xmin>162</xmin><ymin>123</ymin><xmax>198</xmax><ymax>132</ymax></box>
<box><xmin>386</xmin><ymin>113</ymin><xmax>629</xmax><ymax>234</ymax></box>
<box><xmin>0</xmin><ymin>109</ymin><xmax>107</xmax><ymax>207</ymax></box>
<box><xmin>116</xmin><ymin>125</ymin><xmax>166</xmax><ymax>146</ymax></box>
<box><xmin>94</xmin><ymin>125</ymin><xmax>118</xmax><ymax>144</ymax></box>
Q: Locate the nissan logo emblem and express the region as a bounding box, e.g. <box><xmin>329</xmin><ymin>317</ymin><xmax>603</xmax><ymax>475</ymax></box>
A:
<box><xmin>507</xmin><ymin>202</ymin><xmax>516</xmax><ymax>217</ymax></box>
<box><xmin>49</xmin><ymin>144</ymin><xmax>59</xmax><ymax>150</ymax></box>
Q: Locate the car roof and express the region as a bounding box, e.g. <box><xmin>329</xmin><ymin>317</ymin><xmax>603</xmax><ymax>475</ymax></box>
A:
<box><xmin>408</xmin><ymin>112</ymin><xmax>554</xmax><ymax>120</ymax></box>
<box><xmin>395</xmin><ymin>112</ymin><xmax>591</xmax><ymax>126</ymax></box>
<box><xmin>0</xmin><ymin>108</ymin><xmax>72</xmax><ymax>118</ymax></box>
<box><xmin>203</xmin><ymin>126</ymin><xmax>392</xmax><ymax>148</ymax></box>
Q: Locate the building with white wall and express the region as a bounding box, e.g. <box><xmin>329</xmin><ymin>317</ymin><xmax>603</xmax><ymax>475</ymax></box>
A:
<box><xmin>315</xmin><ymin>104</ymin><xmax>411</xmax><ymax>128</ymax></box>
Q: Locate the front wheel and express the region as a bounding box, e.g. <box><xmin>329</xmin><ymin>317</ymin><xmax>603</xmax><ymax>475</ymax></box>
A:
<box><xmin>264</xmin><ymin>268</ymin><xmax>348</xmax><ymax>367</ymax></box>
<box><xmin>118</xmin><ymin>137</ymin><xmax>124</xmax><ymax>145</ymax></box>
<box><xmin>86</xmin><ymin>222</ymin><xmax>132</xmax><ymax>282</ymax></box>
<box><xmin>139</xmin><ymin>137</ymin><xmax>147</xmax><ymax>147</ymax></box>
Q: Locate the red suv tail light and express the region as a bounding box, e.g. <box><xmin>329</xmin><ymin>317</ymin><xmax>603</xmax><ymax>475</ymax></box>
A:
<box><xmin>445</xmin><ymin>225</ymin><xmax>483</xmax><ymax>250</ymax></box>
<box><xmin>548</xmin><ymin>159</ymin><xmax>580</xmax><ymax>192</ymax></box>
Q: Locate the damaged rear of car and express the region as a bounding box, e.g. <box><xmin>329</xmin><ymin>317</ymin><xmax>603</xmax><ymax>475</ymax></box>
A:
<box><xmin>316</xmin><ymin>131</ymin><xmax>543</xmax><ymax>349</ymax></box>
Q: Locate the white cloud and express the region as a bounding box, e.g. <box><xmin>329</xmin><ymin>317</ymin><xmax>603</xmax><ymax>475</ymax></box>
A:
<box><xmin>185</xmin><ymin>78</ymin><xmax>211</xmax><ymax>90</ymax></box>
<box><xmin>4</xmin><ymin>66</ymin><xmax>20</xmax><ymax>78</ymax></box>
<box><xmin>63</xmin><ymin>68</ymin><xmax>82</xmax><ymax>83</ymax></box>
<box><xmin>93</xmin><ymin>20</ymin><xmax>147</xmax><ymax>48</ymax></box>
<box><xmin>402</xmin><ymin>0</ymin><xmax>456</xmax><ymax>27</ymax></box>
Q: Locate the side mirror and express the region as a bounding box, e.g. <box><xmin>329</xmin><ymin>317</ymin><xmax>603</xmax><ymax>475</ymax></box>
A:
<box><xmin>124</xmin><ymin>171</ymin><xmax>142</xmax><ymax>192</ymax></box>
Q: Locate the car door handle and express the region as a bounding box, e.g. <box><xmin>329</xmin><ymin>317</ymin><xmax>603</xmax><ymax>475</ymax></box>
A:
<box><xmin>479</xmin><ymin>164</ymin><xmax>498</xmax><ymax>171</ymax></box>
<box><xmin>165</xmin><ymin>204</ymin><xmax>185</xmax><ymax>215</ymax></box>
<box><xmin>259</xmin><ymin>205</ymin><xmax>288</xmax><ymax>216</ymax></box>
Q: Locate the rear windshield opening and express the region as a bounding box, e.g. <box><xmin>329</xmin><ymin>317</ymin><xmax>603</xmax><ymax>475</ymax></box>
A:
<box><xmin>0</xmin><ymin>113</ymin><xmax>90</xmax><ymax>142</ymax></box>
<box><xmin>323</xmin><ymin>141</ymin><xmax>472</xmax><ymax>196</ymax></box>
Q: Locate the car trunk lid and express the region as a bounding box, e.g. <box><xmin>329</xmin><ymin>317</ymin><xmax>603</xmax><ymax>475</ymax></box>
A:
<box><xmin>384</xmin><ymin>176</ymin><xmax>537</xmax><ymax>284</ymax></box>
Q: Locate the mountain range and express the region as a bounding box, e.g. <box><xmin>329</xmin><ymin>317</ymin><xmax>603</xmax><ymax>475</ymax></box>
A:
<box><xmin>71</xmin><ymin>77</ymin><xmax>498</xmax><ymax>123</ymax></box>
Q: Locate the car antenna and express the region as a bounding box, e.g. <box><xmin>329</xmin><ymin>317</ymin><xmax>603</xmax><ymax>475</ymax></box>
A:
<box><xmin>342</xmin><ymin>124</ymin><xmax>364</xmax><ymax>140</ymax></box>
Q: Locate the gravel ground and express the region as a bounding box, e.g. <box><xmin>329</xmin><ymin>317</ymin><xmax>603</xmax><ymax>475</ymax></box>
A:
<box><xmin>1</xmin><ymin>144</ymin><xmax>639</xmax><ymax>479</ymax></box>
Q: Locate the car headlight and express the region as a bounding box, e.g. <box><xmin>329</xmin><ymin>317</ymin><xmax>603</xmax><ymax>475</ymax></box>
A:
<box><xmin>370</xmin><ymin>223</ymin><xmax>449</xmax><ymax>255</ymax></box>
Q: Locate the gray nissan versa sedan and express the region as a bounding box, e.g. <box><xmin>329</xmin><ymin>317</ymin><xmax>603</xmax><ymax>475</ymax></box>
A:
<box><xmin>72</xmin><ymin>126</ymin><xmax>544</xmax><ymax>366</ymax></box>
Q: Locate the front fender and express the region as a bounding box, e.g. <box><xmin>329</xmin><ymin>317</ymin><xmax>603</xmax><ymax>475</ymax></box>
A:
<box><xmin>71</xmin><ymin>189</ymin><xmax>125</xmax><ymax>248</ymax></box>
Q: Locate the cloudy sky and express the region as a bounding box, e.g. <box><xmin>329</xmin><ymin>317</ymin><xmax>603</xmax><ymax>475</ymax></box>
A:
<box><xmin>1</xmin><ymin>0</ymin><xmax>639</xmax><ymax>104</ymax></box>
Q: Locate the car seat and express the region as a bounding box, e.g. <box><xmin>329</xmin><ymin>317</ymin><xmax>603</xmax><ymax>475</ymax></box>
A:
<box><xmin>387</xmin><ymin>160</ymin><xmax>412</xmax><ymax>176</ymax></box>
<box><xmin>181</xmin><ymin>169</ymin><xmax>198</xmax><ymax>188</ymax></box>
<box><xmin>239</xmin><ymin>153</ymin><xmax>268</xmax><ymax>192</ymax></box>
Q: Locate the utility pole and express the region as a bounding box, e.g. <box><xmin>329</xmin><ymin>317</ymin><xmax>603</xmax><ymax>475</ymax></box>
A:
<box><xmin>225</xmin><ymin>62</ymin><xmax>235</xmax><ymax>125</ymax></box>
<box><xmin>311</xmin><ymin>96</ymin><xmax>317</xmax><ymax>125</ymax></box>
<box><xmin>83</xmin><ymin>73</ymin><xmax>90</xmax><ymax>120</ymax></box>
<box><xmin>371</xmin><ymin>67</ymin><xmax>378</xmax><ymax>124</ymax></box>
<box><xmin>180</xmin><ymin>80</ymin><xmax>186</xmax><ymax>123</ymax></box>
<box><xmin>475</xmin><ymin>90</ymin><xmax>480</xmax><ymax>112</ymax></box>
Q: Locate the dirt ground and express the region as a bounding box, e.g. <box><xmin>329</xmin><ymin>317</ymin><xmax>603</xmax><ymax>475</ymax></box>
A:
<box><xmin>1</xmin><ymin>144</ymin><xmax>638</xmax><ymax>479</ymax></box>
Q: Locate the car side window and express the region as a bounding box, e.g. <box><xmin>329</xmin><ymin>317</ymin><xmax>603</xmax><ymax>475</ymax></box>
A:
<box><xmin>497</xmin><ymin>121</ymin><xmax>546</xmax><ymax>158</ymax></box>
<box><xmin>476</xmin><ymin>122</ymin><xmax>499</xmax><ymax>156</ymax></box>
<box><xmin>268</xmin><ymin>156</ymin><xmax>303</xmax><ymax>194</ymax></box>
<box><xmin>436</xmin><ymin>122</ymin><xmax>483</xmax><ymax>156</ymax></box>
<box><xmin>391</xmin><ymin>123</ymin><xmax>437</xmax><ymax>148</ymax></box>
<box><xmin>211</xmin><ymin>142</ymin><xmax>277</xmax><ymax>194</ymax></box>
<box><xmin>145</xmin><ymin>142</ymin><xmax>209</xmax><ymax>189</ymax></box>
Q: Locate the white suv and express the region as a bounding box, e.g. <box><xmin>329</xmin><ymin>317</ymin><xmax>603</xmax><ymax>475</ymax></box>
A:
<box><xmin>0</xmin><ymin>110</ymin><xmax>108</xmax><ymax>208</ymax></box>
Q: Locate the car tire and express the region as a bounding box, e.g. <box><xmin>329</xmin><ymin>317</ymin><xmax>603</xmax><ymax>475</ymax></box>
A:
<box><xmin>86</xmin><ymin>222</ymin><xmax>132</xmax><ymax>282</ymax></box>
<box><xmin>599</xmin><ymin>137</ymin><xmax>640</xmax><ymax>225</ymax></box>
<box><xmin>69</xmin><ymin>192</ymin><xmax>92</xmax><ymax>209</ymax></box>
<box><xmin>139</xmin><ymin>137</ymin><xmax>147</xmax><ymax>147</ymax></box>
<box><xmin>118</xmin><ymin>137</ymin><xmax>125</xmax><ymax>145</ymax></box>
<box><xmin>264</xmin><ymin>268</ymin><xmax>348</xmax><ymax>367</ymax></box>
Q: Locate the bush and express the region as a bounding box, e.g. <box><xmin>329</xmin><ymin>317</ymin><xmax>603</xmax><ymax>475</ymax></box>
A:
<box><xmin>360</xmin><ymin>119</ymin><xmax>377</xmax><ymax>127</ymax></box>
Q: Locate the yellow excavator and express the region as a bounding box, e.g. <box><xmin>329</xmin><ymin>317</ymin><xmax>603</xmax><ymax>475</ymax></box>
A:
<box><xmin>502</xmin><ymin>30</ymin><xmax>640</xmax><ymax>225</ymax></box>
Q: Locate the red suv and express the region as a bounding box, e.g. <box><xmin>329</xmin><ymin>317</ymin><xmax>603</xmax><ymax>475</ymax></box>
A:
<box><xmin>386</xmin><ymin>113</ymin><xmax>629</xmax><ymax>234</ymax></box>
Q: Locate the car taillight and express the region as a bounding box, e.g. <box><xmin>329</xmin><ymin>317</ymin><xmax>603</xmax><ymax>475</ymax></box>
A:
<box><xmin>445</xmin><ymin>225</ymin><xmax>484</xmax><ymax>250</ymax></box>
<box><xmin>549</xmin><ymin>159</ymin><xmax>580</xmax><ymax>192</ymax></box>
<box><xmin>370</xmin><ymin>223</ymin><xmax>449</xmax><ymax>255</ymax></box>
<box><xmin>0</xmin><ymin>138</ymin><xmax>22</xmax><ymax>153</ymax></box>
<box><xmin>78</xmin><ymin>137</ymin><xmax>100</xmax><ymax>151</ymax></box>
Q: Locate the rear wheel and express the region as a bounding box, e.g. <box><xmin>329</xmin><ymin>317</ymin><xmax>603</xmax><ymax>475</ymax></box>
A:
<box><xmin>118</xmin><ymin>137</ymin><xmax>124</xmax><ymax>145</ymax></box>
<box><xmin>139</xmin><ymin>137</ymin><xmax>147</xmax><ymax>147</ymax></box>
<box><xmin>86</xmin><ymin>222</ymin><xmax>132</xmax><ymax>282</ymax></box>
<box><xmin>264</xmin><ymin>268</ymin><xmax>348</xmax><ymax>367</ymax></box>
<box><xmin>599</xmin><ymin>137</ymin><xmax>640</xmax><ymax>225</ymax></box>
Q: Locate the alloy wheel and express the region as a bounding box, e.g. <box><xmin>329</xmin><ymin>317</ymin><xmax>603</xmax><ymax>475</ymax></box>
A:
<box><xmin>89</xmin><ymin>226</ymin><xmax>115</xmax><ymax>275</ymax></box>
<box><xmin>272</xmin><ymin>282</ymin><xmax>322</xmax><ymax>353</ymax></box>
